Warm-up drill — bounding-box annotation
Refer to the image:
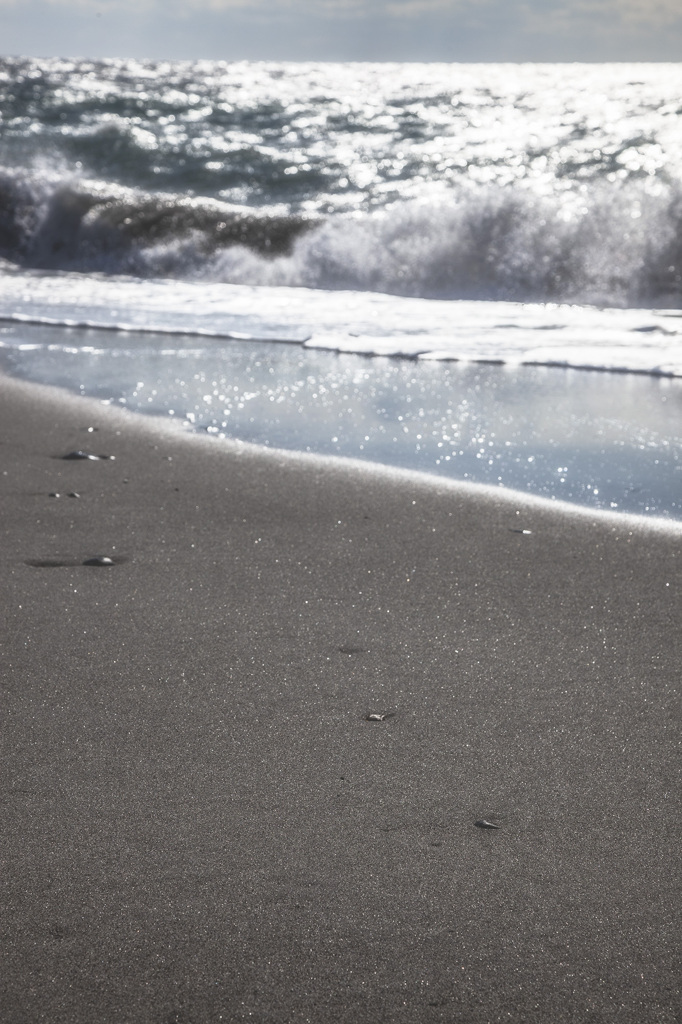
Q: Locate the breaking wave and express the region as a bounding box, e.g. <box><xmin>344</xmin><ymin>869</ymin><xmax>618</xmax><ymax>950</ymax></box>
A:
<box><xmin>207</xmin><ymin>185</ymin><xmax>682</xmax><ymax>308</ymax></box>
<box><xmin>1</xmin><ymin>167</ymin><xmax>681</xmax><ymax>307</ymax></box>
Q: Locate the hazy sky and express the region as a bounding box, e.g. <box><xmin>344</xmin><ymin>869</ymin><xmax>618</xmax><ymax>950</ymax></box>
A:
<box><xmin>1</xmin><ymin>0</ymin><xmax>680</xmax><ymax>62</ymax></box>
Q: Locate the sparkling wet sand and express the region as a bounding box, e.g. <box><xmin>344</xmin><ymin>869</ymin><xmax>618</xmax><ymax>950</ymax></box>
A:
<box><xmin>1</xmin><ymin>373</ymin><xmax>680</xmax><ymax>1024</ymax></box>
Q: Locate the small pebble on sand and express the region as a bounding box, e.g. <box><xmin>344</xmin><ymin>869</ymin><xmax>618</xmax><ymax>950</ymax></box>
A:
<box><xmin>62</xmin><ymin>450</ymin><xmax>114</xmax><ymax>461</ymax></box>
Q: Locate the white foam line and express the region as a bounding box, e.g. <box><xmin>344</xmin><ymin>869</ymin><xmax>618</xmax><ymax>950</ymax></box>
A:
<box><xmin>305</xmin><ymin>333</ymin><xmax>682</xmax><ymax>378</ymax></box>
<box><xmin>0</xmin><ymin>313</ymin><xmax>308</xmax><ymax>345</ymax></box>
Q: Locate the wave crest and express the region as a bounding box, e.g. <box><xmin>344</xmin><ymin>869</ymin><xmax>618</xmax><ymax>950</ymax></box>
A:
<box><xmin>0</xmin><ymin>169</ymin><xmax>316</xmax><ymax>275</ymax></box>
<box><xmin>1</xmin><ymin>167</ymin><xmax>680</xmax><ymax>307</ymax></box>
<box><xmin>207</xmin><ymin>186</ymin><xmax>682</xmax><ymax>307</ymax></box>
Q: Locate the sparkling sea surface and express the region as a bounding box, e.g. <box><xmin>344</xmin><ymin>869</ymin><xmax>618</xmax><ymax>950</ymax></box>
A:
<box><xmin>1</xmin><ymin>60</ymin><xmax>681</xmax><ymax>518</ymax></box>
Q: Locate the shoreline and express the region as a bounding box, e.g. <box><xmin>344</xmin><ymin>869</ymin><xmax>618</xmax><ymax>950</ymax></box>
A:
<box><xmin>1</xmin><ymin>366</ymin><xmax>679</xmax><ymax>528</ymax></box>
<box><xmin>2</xmin><ymin>372</ymin><xmax>680</xmax><ymax>1023</ymax></box>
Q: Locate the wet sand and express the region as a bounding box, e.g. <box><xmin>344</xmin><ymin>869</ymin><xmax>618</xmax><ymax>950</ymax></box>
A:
<box><xmin>1</xmin><ymin>372</ymin><xmax>680</xmax><ymax>1024</ymax></box>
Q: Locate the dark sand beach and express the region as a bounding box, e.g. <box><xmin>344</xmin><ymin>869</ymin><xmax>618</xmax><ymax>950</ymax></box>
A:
<box><xmin>1</xmin><ymin>372</ymin><xmax>680</xmax><ymax>1024</ymax></box>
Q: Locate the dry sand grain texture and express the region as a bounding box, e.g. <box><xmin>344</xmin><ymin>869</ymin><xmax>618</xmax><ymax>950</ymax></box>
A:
<box><xmin>1</xmin><ymin>373</ymin><xmax>680</xmax><ymax>1024</ymax></box>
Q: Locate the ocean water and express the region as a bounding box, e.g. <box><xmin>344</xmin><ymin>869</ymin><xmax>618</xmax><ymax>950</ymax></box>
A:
<box><xmin>0</xmin><ymin>58</ymin><xmax>680</xmax><ymax>517</ymax></box>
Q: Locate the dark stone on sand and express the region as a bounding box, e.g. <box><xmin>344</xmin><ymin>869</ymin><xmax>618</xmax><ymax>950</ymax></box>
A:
<box><xmin>26</xmin><ymin>555</ymin><xmax>126</xmax><ymax>568</ymax></box>
<box><xmin>61</xmin><ymin>450</ymin><xmax>114</xmax><ymax>460</ymax></box>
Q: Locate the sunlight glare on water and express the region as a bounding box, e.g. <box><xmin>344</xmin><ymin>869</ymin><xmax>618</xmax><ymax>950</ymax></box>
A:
<box><xmin>1</xmin><ymin>326</ymin><xmax>680</xmax><ymax>520</ymax></box>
